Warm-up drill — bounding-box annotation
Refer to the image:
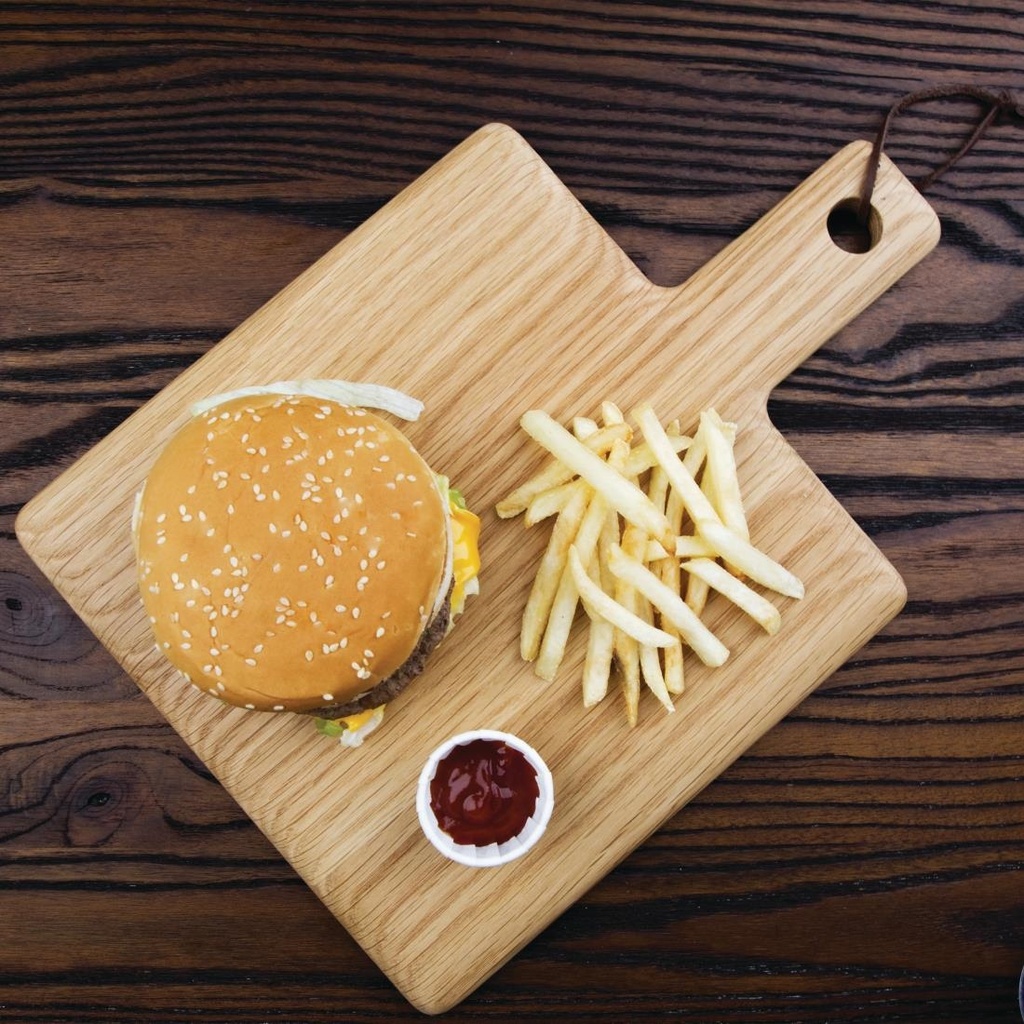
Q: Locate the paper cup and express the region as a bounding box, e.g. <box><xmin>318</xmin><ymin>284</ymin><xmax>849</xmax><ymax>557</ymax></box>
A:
<box><xmin>416</xmin><ymin>729</ymin><xmax>554</xmax><ymax>867</ymax></box>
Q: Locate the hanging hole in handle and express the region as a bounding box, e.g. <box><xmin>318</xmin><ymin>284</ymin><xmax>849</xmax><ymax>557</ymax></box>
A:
<box><xmin>827</xmin><ymin>197</ymin><xmax>882</xmax><ymax>254</ymax></box>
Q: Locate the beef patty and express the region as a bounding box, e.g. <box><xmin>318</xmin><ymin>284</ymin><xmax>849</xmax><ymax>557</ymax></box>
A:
<box><xmin>309</xmin><ymin>584</ymin><xmax>453</xmax><ymax>719</ymax></box>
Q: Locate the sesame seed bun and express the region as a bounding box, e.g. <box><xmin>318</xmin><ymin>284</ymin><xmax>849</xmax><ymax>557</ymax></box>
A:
<box><xmin>134</xmin><ymin>393</ymin><xmax>450</xmax><ymax>714</ymax></box>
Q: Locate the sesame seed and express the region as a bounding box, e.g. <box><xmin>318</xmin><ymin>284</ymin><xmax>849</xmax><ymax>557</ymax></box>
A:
<box><xmin>359</xmin><ymin>559</ymin><xmax>368</xmax><ymax>571</ymax></box>
<box><xmin>305</xmin><ymin>650</ymin><xmax>314</xmax><ymax>662</ymax></box>
<box><xmin>322</xmin><ymin>692</ymin><xmax>334</xmax><ymax>701</ymax></box>
<box><xmin>216</xmin><ymin>681</ymin><xmax>226</xmax><ymax>692</ymax></box>
<box><xmin>273</xmin><ymin>705</ymin><xmax>285</xmax><ymax>711</ymax></box>
<box><xmin>245</xmin><ymin>703</ymin><xmax>256</xmax><ymax>709</ymax></box>
<box><xmin>180</xmin><ymin>553</ymin><xmax>189</xmax><ymax>563</ymax></box>
<box><xmin>376</xmin><ymin>560</ymin><xmax>386</xmax><ymax>570</ymax></box>
<box><xmin>334</xmin><ymin>604</ymin><xmax>347</xmax><ymax>613</ymax></box>
<box><xmin>352</xmin><ymin>607</ymin><xmax>360</xmax><ymax>619</ymax></box>
<box><xmin>375</xmin><ymin>627</ymin><xmax>386</xmax><ymax>638</ymax></box>
<box><xmin>156</xmin><ymin>513</ymin><xmax>167</xmax><ymax>524</ymax></box>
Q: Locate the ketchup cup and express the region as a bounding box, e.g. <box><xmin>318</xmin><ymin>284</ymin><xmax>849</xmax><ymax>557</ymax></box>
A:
<box><xmin>416</xmin><ymin>730</ymin><xmax>555</xmax><ymax>867</ymax></box>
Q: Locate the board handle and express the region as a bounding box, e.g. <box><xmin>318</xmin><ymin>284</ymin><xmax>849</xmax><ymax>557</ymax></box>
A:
<box><xmin>653</xmin><ymin>141</ymin><xmax>941</xmax><ymax>401</ymax></box>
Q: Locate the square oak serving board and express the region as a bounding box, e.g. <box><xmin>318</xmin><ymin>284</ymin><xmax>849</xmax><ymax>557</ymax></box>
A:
<box><xmin>17</xmin><ymin>124</ymin><xmax>939</xmax><ymax>1014</ymax></box>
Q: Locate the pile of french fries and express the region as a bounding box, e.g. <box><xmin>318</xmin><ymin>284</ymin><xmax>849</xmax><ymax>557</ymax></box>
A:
<box><xmin>497</xmin><ymin>402</ymin><xmax>804</xmax><ymax>726</ymax></box>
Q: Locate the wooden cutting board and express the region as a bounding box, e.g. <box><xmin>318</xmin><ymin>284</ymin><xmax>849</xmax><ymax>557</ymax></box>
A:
<box><xmin>16</xmin><ymin>124</ymin><xmax>939</xmax><ymax>1014</ymax></box>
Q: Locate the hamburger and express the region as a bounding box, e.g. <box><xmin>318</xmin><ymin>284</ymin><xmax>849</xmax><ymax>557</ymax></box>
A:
<box><xmin>132</xmin><ymin>382</ymin><xmax>480</xmax><ymax>746</ymax></box>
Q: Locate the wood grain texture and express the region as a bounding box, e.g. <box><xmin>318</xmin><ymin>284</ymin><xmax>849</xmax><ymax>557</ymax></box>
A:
<box><xmin>2</xmin><ymin>2</ymin><xmax>1022</xmax><ymax>1021</ymax></box>
<box><xmin>14</xmin><ymin>125</ymin><xmax>936</xmax><ymax>1013</ymax></box>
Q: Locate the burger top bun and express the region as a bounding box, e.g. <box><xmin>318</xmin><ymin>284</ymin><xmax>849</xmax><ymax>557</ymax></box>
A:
<box><xmin>134</xmin><ymin>393</ymin><xmax>449</xmax><ymax>713</ymax></box>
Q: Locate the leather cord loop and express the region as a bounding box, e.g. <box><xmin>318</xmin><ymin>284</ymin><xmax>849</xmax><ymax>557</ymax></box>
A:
<box><xmin>858</xmin><ymin>85</ymin><xmax>1023</xmax><ymax>224</ymax></box>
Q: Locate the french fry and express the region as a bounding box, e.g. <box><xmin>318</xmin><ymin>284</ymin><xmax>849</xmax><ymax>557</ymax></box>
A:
<box><xmin>636</xmin><ymin>599</ymin><xmax>675</xmax><ymax>713</ymax></box>
<box><xmin>646</xmin><ymin>536</ymin><xmax>714</xmax><ymax>562</ymax></box>
<box><xmin>685</xmin><ymin>572</ymin><xmax>710</xmax><ymax>617</ymax></box>
<box><xmin>569</xmin><ymin>547</ymin><xmax>676</xmax><ymax>648</ymax></box>
<box><xmin>496</xmin><ymin>421</ymin><xmax>631</xmax><ymax>518</ymax></box>
<box><xmin>520</xmin><ymin>411</ymin><xmax>674</xmax><ymax>547</ymax></box>
<box><xmin>603</xmin><ymin>446</ymin><xmax>640</xmax><ymax>724</ymax></box>
<box><xmin>618</xmin><ymin>524</ymin><xmax>653</xmax><ymax>725</ymax></box>
<box><xmin>702</xmin><ymin>410</ymin><xmax>749</xmax><ymax>542</ymax></box>
<box><xmin>632</xmin><ymin>404</ymin><xmax>720</xmax><ymax>530</ymax></box>
<box><xmin>641</xmin><ymin>454</ymin><xmax>684</xmax><ymax>696</ymax></box>
<box><xmin>535</xmin><ymin>483</ymin><xmax>611</xmax><ymax>682</ymax></box>
<box><xmin>601</xmin><ymin>401</ymin><xmax>625</xmax><ymax>426</ymax></box>
<box><xmin>662</xmin><ymin>635</ymin><xmax>685</xmax><ymax>695</ymax></box>
<box><xmin>606</xmin><ymin>543</ymin><xmax>729</xmax><ymax>668</ymax></box>
<box><xmin>647</xmin><ymin>463</ymin><xmax>670</xmax><ymax>516</ymax></box>
<box><xmin>525</xmin><ymin>479</ymin><xmax>588</xmax><ymax>527</ymax></box>
<box><xmin>687</xmin><ymin>519</ymin><xmax>805</xmax><ymax>599</ymax></box>
<box><xmin>582</xmin><ymin>555</ymin><xmax>615</xmax><ymax>707</ymax></box>
<box><xmin>520</xmin><ymin>484</ymin><xmax>589</xmax><ymax>661</ymax></box>
<box><xmin>623</xmin><ymin>435</ymin><xmax>692</xmax><ymax>478</ymax></box>
<box><xmin>658</xmin><ymin>460</ymin><xmax>687</xmax><ymax>695</ymax></box>
<box><xmin>573</xmin><ymin>416</ymin><xmax>599</xmax><ymax>439</ymax></box>
<box><xmin>682</xmin><ymin>558</ymin><xmax>782</xmax><ymax>634</ymax></box>
<box><xmin>685</xmin><ymin>420</ymin><xmax>716</xmax><ymax>614</ymax></box>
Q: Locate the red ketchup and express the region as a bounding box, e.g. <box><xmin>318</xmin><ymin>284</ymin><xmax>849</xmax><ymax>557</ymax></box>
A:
<box><xmin>429</xmin><ymin>738</ymin><xmax>539</xmax><ymax>846</ymax></box>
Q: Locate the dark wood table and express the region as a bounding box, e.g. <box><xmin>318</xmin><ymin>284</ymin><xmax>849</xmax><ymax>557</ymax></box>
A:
<box><xmin>3</xmin><ymin>3</ymin><xmax>1022</xmax><ymax>1021</ymax></box>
